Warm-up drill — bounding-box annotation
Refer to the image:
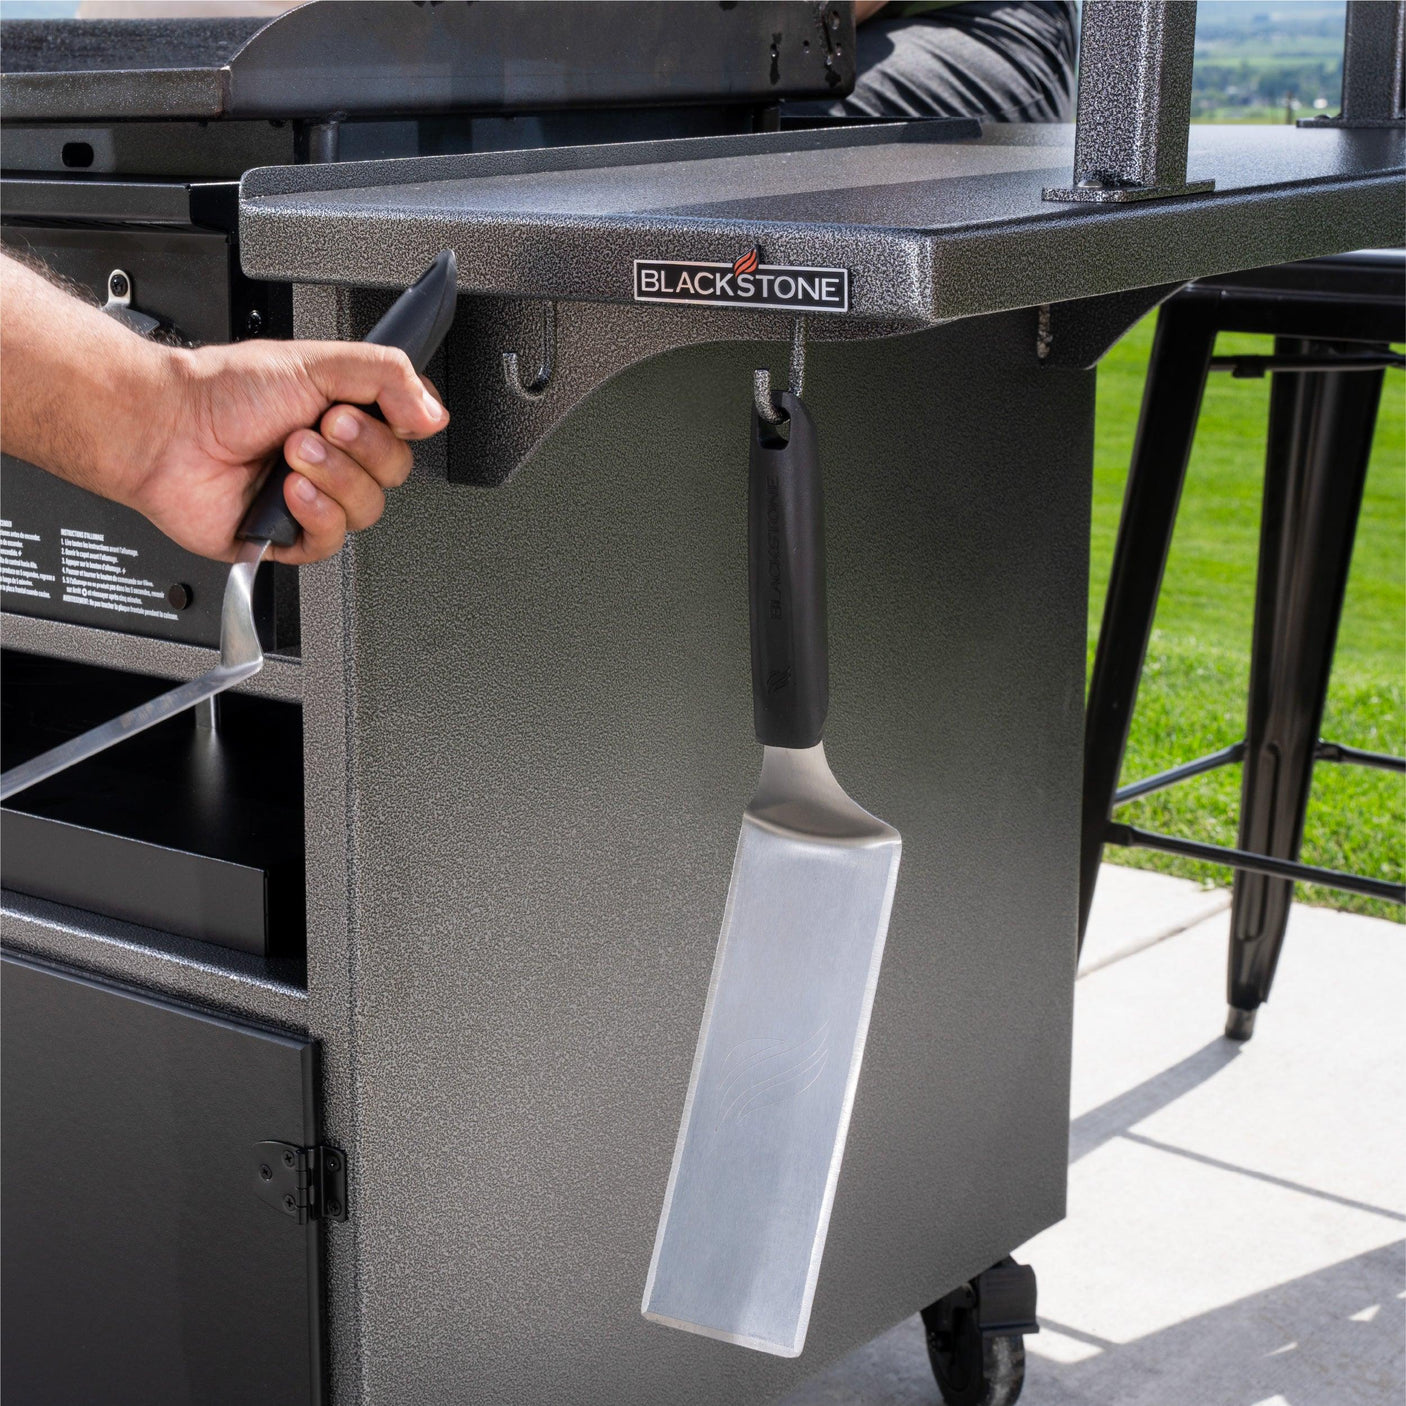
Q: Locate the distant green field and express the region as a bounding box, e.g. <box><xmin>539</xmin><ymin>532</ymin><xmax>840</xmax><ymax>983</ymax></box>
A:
<box><xmin>1091</xmin><ymin>318</ymin><xmax>1406</xmax><ymax>921</ymax></box>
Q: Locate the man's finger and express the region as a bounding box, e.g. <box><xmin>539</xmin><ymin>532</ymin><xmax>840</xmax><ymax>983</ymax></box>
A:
<box><xmin>320</xmin><ymin>405</ymin><xmax>415</xmax><ymax>489</ymax></box>
<box><xmin>283</xmin><ymin>429</ymin><xmax>386</xmax><ymax>533</ymax></box>
<box><xmin>300</xmin><ymin>343</ymin><xmax>448</xmax><ymax>440</ymax></box>
<box><xmin>269</xmin><ymin>469</ymin><xmax>348</xmax><ymax>566</ymax></box>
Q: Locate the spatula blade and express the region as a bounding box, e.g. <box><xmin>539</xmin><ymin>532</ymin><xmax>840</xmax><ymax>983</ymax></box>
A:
<box><xmin>644</xmin><ymin>746</ymin><xmax>901</xmax><ymax>1357</ymax></box>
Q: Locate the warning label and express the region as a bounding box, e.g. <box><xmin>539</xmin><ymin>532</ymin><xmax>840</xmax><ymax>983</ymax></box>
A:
<box><xmin>0</xmin><ymin>519</ymin><xmax>55</xmax><ymax>600</ymax></box>
<box><xmin>57</xmin><ymin>527</ymin><xmax>178</xmax><ymax>621</ymax></box>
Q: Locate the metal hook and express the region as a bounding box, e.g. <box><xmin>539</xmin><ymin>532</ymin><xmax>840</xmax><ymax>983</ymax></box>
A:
<box><xmin>753</xmin><ymin>316</ymin><xmax>807</xmax><ymax>424</ymax></box>
<box><xmin>503</xmin><ymin>301</ymin><xmax>556</xmax><ymax>401</ymax></box>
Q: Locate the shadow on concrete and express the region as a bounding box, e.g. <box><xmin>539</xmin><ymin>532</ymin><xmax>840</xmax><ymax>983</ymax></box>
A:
<box><xmin>1067</xmin><ymin>1038</ymin><xmax>1241</xmax><ymax>1165</ymax></box>
<box><xmin>780</xmin><ymin>1242</ymin><xmax>1405</xmax><ymax>1406</ymax></box>
<box><xmin>1028</xmin><ymin>1241</ymin><xmax>1406</xmax><ymax>1406</ymax></box>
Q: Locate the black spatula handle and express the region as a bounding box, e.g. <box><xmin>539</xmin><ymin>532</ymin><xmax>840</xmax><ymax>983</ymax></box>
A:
<box><xmin>749</xmin><ymin>391</ymin><xmax>829</xmax><ymax>749</ymax></box>
<box><xmin>237</xmin><ymin>250</ymin><xmax>459</xmax><ymax>547</ymax></box>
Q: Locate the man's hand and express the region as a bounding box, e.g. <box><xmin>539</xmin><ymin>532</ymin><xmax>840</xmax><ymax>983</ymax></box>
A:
<box><xmin>140</xmin><ymin>340</ymin><xmax>447</xmax><ymax>565</ymax></box>
<box><xmin>0</xmin><ymin>253</ymin><xmax>449</xmax><ymax>565</ymax></box>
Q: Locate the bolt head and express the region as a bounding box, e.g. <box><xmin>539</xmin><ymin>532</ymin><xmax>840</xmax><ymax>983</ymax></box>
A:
<box><xmin>259</xmin><ymin>1163</ymin><xmax>273</xmax><ymax>1181</ymax></box>
<box><xmin>282</xmin><ymin>1149</ymin><xmax>296</xmax><ymax>1168</ymax></box>
<box><xmin>108</xmin><ymin>271</ymin><xmax>129</xmax><ymax>299</ymax></box>
<box><xmin>325</xmin><ymin>1153</ymin><xmax>339</xmax><ymax>1171</ymax></box>
<box><xmin>245</xmin><ymin>308</ymin><xmax>264</xmax><ymax>337</ymax></box>
<box><xmin>326</xmin><ymin>1200</ymin><xmax>343</xmax><ymax>1218</ymax></box>
<box><xmin>283</xmin><ymin>1194</ymin><xmax>297</xmax><ymax>1212</ymax></box>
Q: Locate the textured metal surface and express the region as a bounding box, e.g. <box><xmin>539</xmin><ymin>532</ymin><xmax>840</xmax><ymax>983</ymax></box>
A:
<box><xmin>244</xmin><ymin>121</ymin><xmax>1401</xmax><ymax>483</ymax></box>
<box><xmin>1</xmin><ymin>889</ymin><xmax>306</xmax><ymax>1028</ymax></box>
<box><xmin>0</xmin><ymin>2</ymin><xmax>854</xmax><ymax>123</ymax></box>
<box><xmin>0</xmin><ymin>614</ymin><xmax>302</xmax><ymax>700</ymax></box>
<box><xmin>1301</xmin><ymin>0</ymin><xmax>1406</xmax><ymax>128</ymax></box>
<box><xmin>1043</xmin><ymin>0</ymin><xmax>1209</xmax><ymax>203</ymax></box>
<box><xmin>298</xmin><ymin>301</ymin><xmax>1084</xmax><ymax>1404</ymax></box>
<box><xmin>289</xmin><ymin>282</ymin><xmax>366</xmax><ymax>1406</ymax></box>
<box><xmin>445</xmin><ymin>295</ymin><xmax>922</xmax><ymax>486</ymax></box>
<box><xmin>239</xmin><ymin>124</ymin><xmax>1405</xmax><ymax>325</ymax></box>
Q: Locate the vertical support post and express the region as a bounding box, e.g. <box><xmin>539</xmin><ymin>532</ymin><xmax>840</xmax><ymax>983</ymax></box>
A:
<box><xmin>1044</xmin><ymin>0</ymin><xmax>1213</xmax><ymax>203</ymax></box>
<box><xmin>1300</xmin><ymin>0</ymin><xmax>1406</xmax><ymax>128</ymax></box>
<box><xmin>1224</xmin><ymin>343</ymin><xmax>1386</xmax><ymax>1040</ymax></box>
<box><xmin>1078</xmin><ymin>299</ymin><xmax>1218</xmax><ymax>946</ymax></box>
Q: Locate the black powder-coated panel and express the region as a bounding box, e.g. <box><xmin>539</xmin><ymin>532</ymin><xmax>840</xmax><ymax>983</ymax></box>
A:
<box><xmin>1</xmin><ymin>453</ymin><xmax>237</xmax><ymax>647</ymax></box>
<box><xmin>0</xmin><ymin>223</ymin><xmax>238</xmax><ymax>648</ymax></box>
<box><xmin>1</xmin><ymin>810</ymin><xmax>268</xmax><ymax>953</ymax></box>
<box><xmin>0</xmin><ymin>650</ymin><xmax>305</xmax><ymax>957</ymax></box>
<box><xmin>0</xmin><ymin>952</ymin><xmax>321</xmax><ymax>1406</ymax></box>
<box><xmin>0</xmin><ymin>221</ymin><xmax>298</xmax><ymax>650</ymax></box>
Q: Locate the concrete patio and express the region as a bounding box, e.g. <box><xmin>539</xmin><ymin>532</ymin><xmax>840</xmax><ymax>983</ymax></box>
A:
<box><xmin>782</xmin><ymin>865</ymin><xmax>1406</xmax><ymax>1406</ymax></box>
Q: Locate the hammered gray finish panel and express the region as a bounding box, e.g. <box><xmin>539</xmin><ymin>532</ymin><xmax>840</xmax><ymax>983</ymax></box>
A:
<box><xmin>239</xmin><ymin>124</ymin><xmax>1405</xmax><ymax>323</ymax></box>
<box><xmin>330</xmin><ymin>313</ymin><xmax>1085</xmax><ymax>1405</ymax></box>
<box><xmin>1</xmin><ymin>611</ymin><xmax>302</xmax><ymax>701</ymax></box>
<box><xmin>448</xmin><ymin>297</ymin><xmax>926</xmax><ymax>487</ymax></box>
<box><xmin>0</xmin><ymin>889</ymin><xmax>306</xmax><ymax>1029</ymax></box>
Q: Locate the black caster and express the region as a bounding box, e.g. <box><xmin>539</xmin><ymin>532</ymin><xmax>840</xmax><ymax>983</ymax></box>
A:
<box><xmin>921</xmin><ymin>1257</ymin><xmax>1037</xmax><ymax>1406</ymax></box>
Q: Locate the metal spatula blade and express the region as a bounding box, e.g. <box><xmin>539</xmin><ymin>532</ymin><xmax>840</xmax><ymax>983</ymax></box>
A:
<box><xmin>0</xmin><ymin>251</ymin><xmax>458</xmax><ymax>804</ymax></box>
<box><xmin>644</xmin><ymin>390</ymin><xmax>902</xmax><ymax>1357</ymax></box>
<box><xmin>643</xmin><ymin>742</ymin><xmax>900</xmax><ymax>1356</ymax></box>
<box><xmin>0</xmin><ymin>539</ymin><xmax>267</xmax><ymax>802</ymax></box>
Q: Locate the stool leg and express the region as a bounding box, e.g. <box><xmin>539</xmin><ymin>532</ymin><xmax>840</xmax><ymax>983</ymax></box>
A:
<box><xmin>1079</xmin><ymin>302</ymin><xmax>1218</xmax><ymax>949</ymax></box>
<box><xmin>1226</xmin><ymin>340</ymin><xmax>1387</xmax><ymax>1040</ymax></box>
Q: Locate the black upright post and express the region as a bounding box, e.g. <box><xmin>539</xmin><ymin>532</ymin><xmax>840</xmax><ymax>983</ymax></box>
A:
<box><xmin>1225</xmin><ymin>340</ymin><xmax>1387</xmax><ymax>1039</ymax></box>
<box><xmin>1079</xmin><ymin>301</ymin><xmax>1218</xmax><ymax>946</ymax></box>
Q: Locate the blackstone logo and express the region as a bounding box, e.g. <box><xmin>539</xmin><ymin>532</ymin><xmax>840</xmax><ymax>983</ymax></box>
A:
<box><xmin>633</xmin><ymin>248</ymin><xmax>849</xmax><ymax>314</ymax></box>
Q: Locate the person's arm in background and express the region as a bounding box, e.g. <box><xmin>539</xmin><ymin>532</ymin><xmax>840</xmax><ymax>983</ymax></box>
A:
<box><xmin>854</xmin><ymin>2</ymin><xmax>889</xmax><ymax>20</ymax></box>
<box><xmin>0</xmin><ymin>251</ymin><xmax>448</xmax><ymax>566</ymax></box>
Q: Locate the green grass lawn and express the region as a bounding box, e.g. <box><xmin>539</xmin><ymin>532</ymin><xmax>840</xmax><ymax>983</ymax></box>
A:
<box><xmin>1091</xmin><ymin>317</ymin><xmax>1406</xmax><ymax>921</ymax></box>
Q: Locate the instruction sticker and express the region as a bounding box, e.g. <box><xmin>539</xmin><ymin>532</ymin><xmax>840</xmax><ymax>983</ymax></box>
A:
<box><xmin>634</xmin><ymin>249</ymin><xmax>849</xmax><ymax>314</ymax></box>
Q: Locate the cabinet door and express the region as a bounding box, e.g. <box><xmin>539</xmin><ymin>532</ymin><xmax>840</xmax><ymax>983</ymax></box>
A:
<box><xmin>1</xmin><ymin>954</ymin><xmax>323</xmax><ymax>1406</ymax></box>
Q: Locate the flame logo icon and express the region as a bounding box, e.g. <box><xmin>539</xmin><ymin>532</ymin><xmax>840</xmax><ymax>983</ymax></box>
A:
<box><xmin>715</xmin><ymin>1023</ymin><xmax>830</xmax><ymax>1130</ymax></box>
<box><xmin>733</xmin><ymin>248</ymin><xmax>760</xmax><ymax>277</ymax></box>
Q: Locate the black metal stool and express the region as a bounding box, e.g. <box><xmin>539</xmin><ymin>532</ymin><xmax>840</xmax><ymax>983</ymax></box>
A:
<box><xmin>1080</xmin><ymin>250</ymin><xmax>1406</xmax><ymax>1040</ymax></box>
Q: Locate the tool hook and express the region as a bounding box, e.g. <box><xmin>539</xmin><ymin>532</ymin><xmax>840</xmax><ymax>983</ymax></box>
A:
<box><xmin>753</xmin><ymin>316</ymin><xmax>807</xmax><ymax>424</ymax></box>
<box><xmin>503</xmin><ymin>301</ymin><xmax>557</xmax><ymax>401</ymax></box>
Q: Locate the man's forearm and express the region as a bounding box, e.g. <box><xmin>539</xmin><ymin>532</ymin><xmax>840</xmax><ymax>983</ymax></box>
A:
<box><xmin>0</xmin><ymin>252</ymin><xmax>178</xmax><ymax>508</ymax></box>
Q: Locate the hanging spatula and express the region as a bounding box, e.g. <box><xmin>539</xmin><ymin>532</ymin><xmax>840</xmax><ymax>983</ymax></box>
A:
<box><xmin>1</xmin><ymin>251</ymin><xmax>458</xmax><ymax>803</ymax></box>
<box><xmin>643</xmin><ymin>389</ymin><xmax>902</xmax><ymax>1358</ymax></box>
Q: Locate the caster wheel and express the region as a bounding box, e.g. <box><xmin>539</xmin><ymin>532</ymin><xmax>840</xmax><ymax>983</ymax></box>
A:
<box><xmin>922</xmin><ymin>1310</ymin><xmax>1025</xmax><ymax>1406</ymax></box>
<box><xmin>922</xmin><ymin>1258</ymin><xmax>1032</xmax><ymax>1406</ymax></box>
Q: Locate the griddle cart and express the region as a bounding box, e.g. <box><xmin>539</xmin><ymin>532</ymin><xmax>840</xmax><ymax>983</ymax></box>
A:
<box><xmin>2</xmin><ymin>5</ymin><xmax>1402</xmax><ymax>1404</ymax></box>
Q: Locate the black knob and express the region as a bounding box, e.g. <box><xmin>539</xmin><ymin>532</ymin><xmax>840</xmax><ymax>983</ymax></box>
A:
<box><xmin>166</xmin><ymin>582</ymin><xmax>192</xmax><ymax>610</ymax></box>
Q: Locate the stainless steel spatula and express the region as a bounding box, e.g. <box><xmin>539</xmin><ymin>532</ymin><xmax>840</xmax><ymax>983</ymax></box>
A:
<box><xmin>643</xmin><ymin>391</ymin><xmax>901</xmax><ymax>1357</ymax></box>
<box><xmin>1</xmin><ymin>251</ymin><xmax>458</xmax><ymax>803</ymax></box>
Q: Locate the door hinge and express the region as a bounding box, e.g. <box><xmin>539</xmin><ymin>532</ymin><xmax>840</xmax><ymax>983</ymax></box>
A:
<box><xmin>252</xmin><ymin>1141</ymin><xmax>349</xmax><ymax>1225</ymax></box>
